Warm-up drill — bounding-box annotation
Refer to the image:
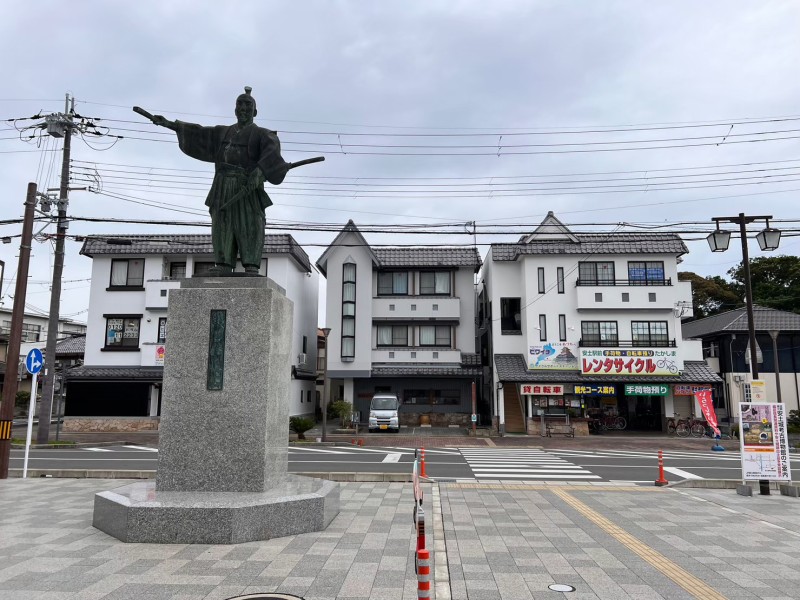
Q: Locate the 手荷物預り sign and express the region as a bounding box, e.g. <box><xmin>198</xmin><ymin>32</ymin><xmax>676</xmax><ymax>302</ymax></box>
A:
<box><xmin>624</xmin><ymin>384</ymin><xmax>668</xmax><ymax>396</ymax></box>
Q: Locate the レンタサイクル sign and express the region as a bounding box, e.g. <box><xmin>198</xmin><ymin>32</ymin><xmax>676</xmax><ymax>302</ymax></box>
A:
<box><xmin>579</xmin><ymin>348</ymin><xmax>681</xmax><ymax>376</ymax></box>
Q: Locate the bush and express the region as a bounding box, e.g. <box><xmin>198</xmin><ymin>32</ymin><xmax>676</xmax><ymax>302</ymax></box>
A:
<box><xmin>788</xmin><ymin>410</ymin><xmax>800</xmax><ymax>434</ymax></box>
<box><xmin>289</xmin><ymin>416</ymin><xmax>316</xmax><ymax>440</ymax></box>
<box><xmin>15</xmin><ymin>391</ymin><xmax>30</xmax><ymax>406</ymax></box>
<box><xmin>328</xmin><ymin>400</ymin><xmax>352</xmax><ymax>424</ymax></box>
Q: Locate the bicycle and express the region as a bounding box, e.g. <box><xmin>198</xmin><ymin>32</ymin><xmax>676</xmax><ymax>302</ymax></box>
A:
<box><xmin>667</xmin><ymin>413</ymin><xmax>693</xmax><ymax>437</ymax></box>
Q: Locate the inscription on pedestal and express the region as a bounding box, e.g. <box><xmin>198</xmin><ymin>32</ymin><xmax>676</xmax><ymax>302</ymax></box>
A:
<box><xmin>207</xmin><ymin>309</ymin><xmax>226</xmax><ymax>390</ymax></box>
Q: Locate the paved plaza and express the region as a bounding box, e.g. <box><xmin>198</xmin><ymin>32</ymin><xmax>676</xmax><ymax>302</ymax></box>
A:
<box><xmin>2</xmin><ymin>477</ymin><xmax>800</xmax><ymax>599</ymax></box>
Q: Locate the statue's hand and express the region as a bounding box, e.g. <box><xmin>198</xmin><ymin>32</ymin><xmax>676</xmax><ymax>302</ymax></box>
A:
<box><xmin>151</xmin><ymin>115</ymin><xmax>175</xmax><ymax>130</ymax></box>
<box><xmin>248</xmin><ymin>168</ymin><xmax>266</xmax><ymax>189</ymax></box>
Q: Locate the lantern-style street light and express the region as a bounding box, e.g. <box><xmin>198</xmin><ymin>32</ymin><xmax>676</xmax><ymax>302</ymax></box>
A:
<box><xmin>709</xmin><ymin>213</ymin><xmax>781</xmax><ymax>496</ymax></box>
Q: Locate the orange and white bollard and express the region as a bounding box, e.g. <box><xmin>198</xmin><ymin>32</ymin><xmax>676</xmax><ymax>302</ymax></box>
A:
<box><xmin>420</xmin><ymin>447</ymin><xmax>428</xmax><ymax>478</ymax></box>
<box><xmin>654</xmin><ymin>449</ymin><xmax>669</xmax><ymax>486</ymax></box>
<box><xmin>417</xmin><ymin>548</ymin><xmax>431</xmax><ymax>599</ymax></box>
<box><xmin>358</xmin><ymin>439</ymin><xmax>364</xmax><ymax>447</ymax></box>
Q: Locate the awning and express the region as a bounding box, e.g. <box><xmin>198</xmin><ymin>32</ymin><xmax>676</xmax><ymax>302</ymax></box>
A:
<box><xmin>65</xmin><ymin>365</ymin><xmax>164</xmax><ymax>383</ymax></box>
<box><xmin>494</xmin><ymin>354</ymin><xmax>722</xmax><ymax>384</ymax></box>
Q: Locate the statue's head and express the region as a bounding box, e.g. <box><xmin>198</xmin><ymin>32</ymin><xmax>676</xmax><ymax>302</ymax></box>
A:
<box><xmin>235</xmin><ymin>86</ymin><xmax>257</xmax><ymax>125</ymax></box>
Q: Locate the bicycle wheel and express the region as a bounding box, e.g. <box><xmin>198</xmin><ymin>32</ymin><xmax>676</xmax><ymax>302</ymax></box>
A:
<box><xmin>615</xmin><ymin>417</ymin><xmax>627</xmax><ymax>430</ymax></box>
<box><xmin>667</xmin><ymin>421</ymin><xmax>676</xmax><ymax>435</ymax></box>
<box><xmin>690</xmin><ymin>423</ymin><xmax>706</xmax><ymax>437</ymax></box>
<box><xmin>675</xmin><ymin>423</ymin><xmax>691</xmax><ymax>437</ymax></box>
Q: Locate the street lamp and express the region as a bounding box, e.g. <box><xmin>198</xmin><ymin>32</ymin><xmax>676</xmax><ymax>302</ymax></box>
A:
<box><xmin>710</xmin><ymin>213</ymin><xmax>781</xmax><ymax>495</ymax></box>
<box><xmin>321</xmin><ymin>327</ymin><xmax>331</xmax><ymax>442</ymax></box>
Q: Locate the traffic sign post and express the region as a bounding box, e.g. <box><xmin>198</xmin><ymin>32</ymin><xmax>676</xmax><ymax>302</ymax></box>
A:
<box><xmin>23</xmin><ymin>349</ymin><xmax>43</xmax><ymax>478</ymax></box>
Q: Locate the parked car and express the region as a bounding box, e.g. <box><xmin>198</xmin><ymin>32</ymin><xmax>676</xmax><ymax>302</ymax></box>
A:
<box><xmin>368</xmin><ymin>394</ymin><xmax>400</xmax><ymax>433</ymax></box>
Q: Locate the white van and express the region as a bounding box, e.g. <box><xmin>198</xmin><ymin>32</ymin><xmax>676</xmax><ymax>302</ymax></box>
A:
<box><xmin>368</xmin><ymin>394</ymin><xmax>400</xmax><ymax>433</ymax></box>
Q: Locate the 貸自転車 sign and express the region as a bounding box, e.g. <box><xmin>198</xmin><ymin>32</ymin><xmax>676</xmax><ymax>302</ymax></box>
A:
<box><xmin>574</xmin><ymin>384</ymin><xmax>616</xmax><ymax>397</ymax></box>
<box><xmin>674</xmin><ymin>384</ymin><xmax>712</xmax><ymax>396</ymax></box>
<box><xmin>519</xmin><ymin>384</ymin><xmax>564</xmax><ymax>396</ymax></box>
<box><xmin>580</xmin><ymin>348</ymin><xmax>680</xmax><ymax>376</ymax></box>
<box><xmin>624</xmin><ymin>384</ymin><xmax>668</xmax><ymax>396</ymax></box>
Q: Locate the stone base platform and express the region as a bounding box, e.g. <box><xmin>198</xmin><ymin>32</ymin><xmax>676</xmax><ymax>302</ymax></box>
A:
<box><xmin>93</xmin><ymin>475</ymin><xmax>339</xmax><ymax>544</ymax></box>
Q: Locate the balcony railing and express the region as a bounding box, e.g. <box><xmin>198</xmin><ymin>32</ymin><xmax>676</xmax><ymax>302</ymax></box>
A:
<box><xmin>579</xmin><ymin>338</ymin><xmax>677</xmax><ymax>348</ymax></box>
<box><xmin>575</xmin><ymin>278</ymin><xmax>672</xmax><ymax>287</ymax></box>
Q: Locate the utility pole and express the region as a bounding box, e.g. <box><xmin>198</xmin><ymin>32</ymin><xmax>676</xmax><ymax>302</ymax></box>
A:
<box><xmin>0</xmin><ymin>182</ymin><xmax>38</xmax><ymax>478</ymax></box>
<box><xmin>37</xmin><ymin>94</ymin><xmax>73</xmax><ymax>444</ymax></box>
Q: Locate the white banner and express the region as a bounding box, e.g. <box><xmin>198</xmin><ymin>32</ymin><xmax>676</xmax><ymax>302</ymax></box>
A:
<box><xmin>739</xmin><ymin>402</ymin><xmax>791</xmax><ymax>481</ymax></box>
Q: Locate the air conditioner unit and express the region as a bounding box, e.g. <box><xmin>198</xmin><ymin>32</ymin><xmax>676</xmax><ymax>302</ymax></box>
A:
<box><xmin>297</xmin><ymin>353</ymin><xmax>307</xmax><ymax>365</ymax></box>
<box><xmin>733</xmin><ymin>375</ymin><xmax>743</xmax><ymax>383</ymax></box>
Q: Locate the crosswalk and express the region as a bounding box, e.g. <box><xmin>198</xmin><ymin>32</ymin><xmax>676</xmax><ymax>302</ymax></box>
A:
<box><xmin>547</xmin><ymin>448</ymin><xmax>745</xmax><ymax>462</ymax></box>
<box><xmin>459</xmin><ymin>448</ymin><xmax>601</xmax><ymax>481</ymax></box>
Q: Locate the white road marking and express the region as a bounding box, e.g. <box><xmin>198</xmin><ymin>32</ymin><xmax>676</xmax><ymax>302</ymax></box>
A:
<box><xmin>663</xmin><ymin>466</ymin><xmax>703</xmax><ymax>480</ymax></box>
<box><xmin>122</xmin><ymin>445</ymin><xmax>158</xmax><ymax>452</ymax></box>
<box><xmin>287</xmin><ymin>447</ymin><xmax>349</xmax><ymax>454</ymax></box>
<box><xmin>82</xmin><ymin>447</ymin><xmax>113</xmax><ymax>452</ymax></box>
<box><xmin>382</xmin><ymin>453</ymin><xmax>402</xmax><ymax>463</ymax></box>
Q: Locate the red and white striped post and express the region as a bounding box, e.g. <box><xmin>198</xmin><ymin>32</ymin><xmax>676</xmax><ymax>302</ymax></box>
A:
<box><xmin>420</xmin><ymin>447</ymin><xmax>428</xmax><ymax>478</ymax></box>
<box><xmin>417</xmin><ymin>548</ymin><xmax>431</xmax><ymax>599</ymax></box>
<box><xmin>655</xmin><ymin>449</ymin><xmax>669</xmax><ymax>486</ymax></box>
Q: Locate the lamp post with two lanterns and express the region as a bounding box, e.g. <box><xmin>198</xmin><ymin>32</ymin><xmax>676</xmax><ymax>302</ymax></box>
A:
<box><xmin>707</xmin><ymin>213</ymin><xmax>781</xmax><ymax>495</ymax></box>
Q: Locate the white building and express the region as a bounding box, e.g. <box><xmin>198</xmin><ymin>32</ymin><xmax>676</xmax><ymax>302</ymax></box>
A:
<box><xmin>478</xmin><ymin>212</ymin><xmax>720</xmax><ymax>435</ymax></box>
<box><xmin>0</xmin><ymin>307</ymin><xmax>86</xmax><ymax>396</ymax></box>
<box><xmin>316</xmin><ymin>221</ymin><xmax>482</xmax><ymax>426</ymax></box>
<box><xmin>66</xmin><ymin>234</ymin><xmax>318</xmax><ymax>423</ymax></box>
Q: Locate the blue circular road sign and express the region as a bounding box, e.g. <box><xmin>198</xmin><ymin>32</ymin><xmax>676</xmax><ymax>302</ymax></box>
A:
<box><xmin>26</xmin><ymin>348</ymin><xmax>43</xmax><ymax>375</ymax></box>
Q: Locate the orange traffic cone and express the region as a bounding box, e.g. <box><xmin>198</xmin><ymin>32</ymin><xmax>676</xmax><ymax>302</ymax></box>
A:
<box><xmin>654</xmin><ymin>449</ymin><xmax>669</xmax><ymax>486</ymax></box>
<box><xmin>420</xmin><ymin>447</ymin><xmax>428</xmax><ymax>478</ymax></box>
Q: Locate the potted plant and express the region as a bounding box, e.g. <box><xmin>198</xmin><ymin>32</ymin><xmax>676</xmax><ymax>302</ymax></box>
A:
<box><xmin>289</xmin><ymin>416</ymin><xmax>315</xmax><ymax>440</ymax></box>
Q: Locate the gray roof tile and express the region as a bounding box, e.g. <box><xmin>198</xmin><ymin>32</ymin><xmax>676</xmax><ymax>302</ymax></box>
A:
<box><xmin>682</xmin><ymin>306</ymin><xmax>800</xmax><ymax>338</ymax></box>
<box><xmin>492</xmin><ymin>233</ymin><xmax>687</xmax><ymax>261</ymax></box>
<box><xmin>371</xmin><ymin>365</ymin><xmax>482</xmax><ymax>377</ymax></box>
<box><xmin>65</xmin><ymin>365</ymin><xmax>164</xmax><ymax>382</ymax></box>
<box><xmin>80</xmin><ymin>234</ymin><xmax>311</xmax><ymax>272</ymax></box>
<box><xmin>55</xmin><ymin>335</ymin><xmax>85</xmax><ymax>356</ymax></box>
<box><xmin>374</xmin><ymin>248</ymin><xmax>482</xmax><ymax>270</ymax></box>
<box><xmin>494</xmin><ymin>354</ymin><xmax>721</xmax><ymax>383</ymax></box>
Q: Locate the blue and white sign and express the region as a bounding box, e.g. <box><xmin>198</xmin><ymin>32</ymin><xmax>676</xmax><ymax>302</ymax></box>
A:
<box><xmin>25</xmin><ymin>348</ymin><xmax>43</xmax><ymax>375</ymax></box>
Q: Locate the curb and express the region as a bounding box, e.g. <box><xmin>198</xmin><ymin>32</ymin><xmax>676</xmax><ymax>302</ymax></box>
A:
<box><xmin>10</xmin><ymin>441</ymin><xmax>143</xmax><ymax>450</ymax></box>
<box><xmin>8</xmin><ymin>470</ymin><xmax>414</xmax><ymax>482</ymax></box>
<box><xmin>668</xmin><ymin>479</ymin><xmax>800</xmax><ymax>490</ymax></box>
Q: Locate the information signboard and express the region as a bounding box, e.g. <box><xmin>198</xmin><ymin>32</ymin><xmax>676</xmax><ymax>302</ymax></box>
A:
<box><xmin>739</xmin><ymin>402</ymin><xmax>791</xmax><ymax>482</ymax></box>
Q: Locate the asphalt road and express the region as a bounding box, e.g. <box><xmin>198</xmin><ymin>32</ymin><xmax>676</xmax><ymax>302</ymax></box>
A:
<box><xmin>11</xmin><ymin>443</ymin><xmax>797</xmax><ymax>483</ymax></box>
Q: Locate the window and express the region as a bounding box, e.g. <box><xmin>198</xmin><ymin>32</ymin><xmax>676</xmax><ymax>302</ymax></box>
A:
<box><xmin>649</xmin><ymin>293</ymin><xmax>657</xmax><ymax>302</ymax></box>
<box><xmin>628</xmin><ymin>261</ymin><xmax>665</xmax><ymax>284</ymax></box>
<box><xmin>341</xmin><ymin>262</ymin><xmax>356</xmax><ymax>359</ymax></box>
<box><xmin>20</xmin><ymin>323</ymin><xmax>41</xmax><ymax>342</ymax></box>
<box><xmin>559</xmin><ymin>315</ymin><xmax>567</xmax><ymax>342</ymax></box>
<box><xmin>377</xmin><ymin>324</ymin><xmax>408</xmax><ymax>347</ymax></box>
<box><xmin>302</xmin><ymin>335</ymin><xmax>307</xmax><ymax>354</ymax></box>
<box><xmin>193</xmin><ymin>262</ymin><xmax>216</xmax><ymax>277</ymax></box>
<box><xmin>169</xmin><ymin>262</ymin><xmax>186</xmax><ymax>280</ymax></box>
<box><xmin>538</xmin><ymin>315</ymin><xmax>547</xmax><ymax>341</ymax></box>
<box><xmin>157</xmin><ymin>318</ymin><xmax>167</xmax><ymax>343</ymax></box>
<box><xmin>595</xmin><ymin>293</ymin><xmax>603</xmax><ymax>302</ymax></box>
<box><xmin>631</xmin><ymin>321</ymin><xmax>669</xmax><ymax>347</ymax></box>
<box><xmin>581</xmin><ymin>321</ymin><xmax>618</xmax><ymax>346</ymax></box>
<box><xmin>419</xmin><ymin>325</ymin><xmax>451</xmax><ymax>347</ymax></box>
<box><xmin>420</xmin><ymin>271</ymin><xmax>451</xmax><ymax>295</ymax></box>
<box><xmin>557</xmin><ymin>267</ymin><xmax>565</xmax><ymax>293</ymax></box>
<box><xmin>377</xmin><ymin>271</ymin><xmax>408</xmax><ymax>295</ymax></box>
<box><xmin>578</xmin><ymin>261</ymin><xmax>615</xmax><ymax>285</ymax></box>
<box><xmin>500</xmin><ymin>297</ymin><xmax>521</xmax><ymax>333</ymax></box>
<box><xmin>104</xmin><ymin>316</ymin><xmax>141</xmax><ymax>349</ymax></box>
<box><xmin>403</xmin><ymin>389</ymin><xmax>460</xmax><ymax>405</ymax></box>
<box><xmin>622</xmin><ymin>293</ymin><xmax>630</xmax><ymax>302</ymax></box>
<box><xmin>538</xmin><ymin>268</ymin><xmax>545</xmax><ymax>294</ymax></box>
<box><xmin>110</xmin><ymin>258</ymin><xmax>144</xmax><ymax>288</ymax></box>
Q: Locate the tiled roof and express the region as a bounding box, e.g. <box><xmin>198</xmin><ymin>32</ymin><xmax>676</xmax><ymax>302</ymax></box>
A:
<box><xmin>461</xmin><ymin>353</ymin><xmax>481</xmax><ymax>366</ymax></box>
<box><xmin>65</xmin><ymin>365</ymin><xmax>164</xmax><ymax>382</ymax></box>
<box><xmin>494</xmin><ymin>354</ymin><xmax>721</xmax><ymax>384</ymax></box>
<box><xmin>55</xmin><ymin>335</ymin><xmax>85</xmax><ymax>356</ymax></box>
<box><xmin>374</xmin><ymin>248</ymin><xmax>482</xmax><ymax>271</ymax></box>
<box><xmin>682</xmin><ymin>306</ymin><xmax>800</xmax><ymax>338</ymax></box>
<box><xmin>80</xmin><ymin>234</ymin><xmax>311</xmax><ymax>272</ymax></box>
<box><xmin>492</xmin><ymin>233</ymin><xmax>687</xmax><ymax>261</ymax></box>
<box><xmin>371</xmin><ymin>365</ymin><xmax>482</xmax><ymax>377</ymax></box>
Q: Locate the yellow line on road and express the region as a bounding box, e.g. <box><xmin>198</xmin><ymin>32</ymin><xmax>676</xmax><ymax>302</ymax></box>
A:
<box><xmin>552</xmin><ymin>488</ymin><xmax>727</xmax><ymax>600</ymax></box>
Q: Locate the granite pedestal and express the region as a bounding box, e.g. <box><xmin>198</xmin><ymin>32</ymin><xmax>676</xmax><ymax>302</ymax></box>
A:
<box><xmin>93</xmin><ymin>277</ymin><xmax>339</xmax><ymax>543</ymax></box>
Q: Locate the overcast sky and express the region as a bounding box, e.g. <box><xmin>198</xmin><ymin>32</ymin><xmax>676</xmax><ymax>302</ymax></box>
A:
<box><xmin>1</xmin><ymin>0</ymin><xmax>799</xmax><ymax>325</ymax></box>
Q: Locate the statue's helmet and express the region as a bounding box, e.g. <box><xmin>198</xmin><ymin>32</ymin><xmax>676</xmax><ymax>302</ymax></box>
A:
<box><xmin>236</xmin><ymin>86</ymin><xmax>256</xmax><ymax>110</ymax></box>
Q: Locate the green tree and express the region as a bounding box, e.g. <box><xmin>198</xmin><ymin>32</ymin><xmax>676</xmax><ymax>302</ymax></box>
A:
<box><xmin>727</xmin><ymin>255</ymin><xmax>800</xmax><ymax>314</ymax></box>
<box><xmin>678</xmin><ymin>271</ymin><xmax>740</xmax><ymax>319</ymax></box>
